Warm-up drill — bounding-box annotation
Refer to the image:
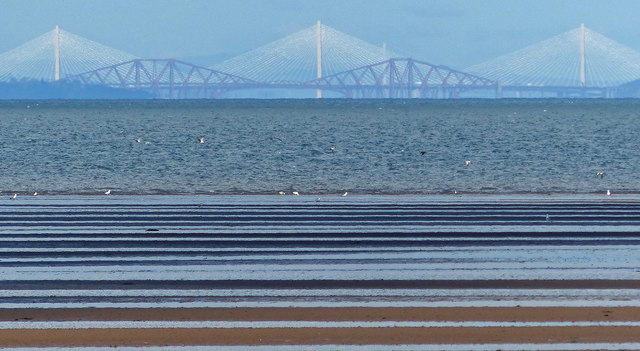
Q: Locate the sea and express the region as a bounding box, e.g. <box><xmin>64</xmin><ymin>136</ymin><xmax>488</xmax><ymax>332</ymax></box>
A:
<box><xmin>1</xmin><ymin>98</ymin><xmax>639</xmax><ymax>195</ymax></box>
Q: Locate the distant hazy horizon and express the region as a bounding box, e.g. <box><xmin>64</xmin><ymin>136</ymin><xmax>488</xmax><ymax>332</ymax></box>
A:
<box><xmin>2</xmin><ymin>0</ymin><xmax>640</xmax><ymax>70</ymax></box>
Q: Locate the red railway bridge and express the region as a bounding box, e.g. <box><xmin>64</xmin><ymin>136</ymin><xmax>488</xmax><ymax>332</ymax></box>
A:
<box><xmin>66</xmin><ymin>58</ymin><xmax>498</xmax><ymax>99</ymax></box>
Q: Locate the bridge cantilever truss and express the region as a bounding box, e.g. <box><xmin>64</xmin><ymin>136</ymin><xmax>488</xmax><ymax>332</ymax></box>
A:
<box><xmin>67</xmin><ymin>59</ymin><xmax>257</xmax><ymax>98</ymax></box>
<box><xmin>305</xmin><ymin>58</ymin><xmax>497</xmax><ymax>98</ymax></box>
<box><xmin>66</xmin><ymin>58</ymin><xmax>497</xmax><ymax>99</ymax></box>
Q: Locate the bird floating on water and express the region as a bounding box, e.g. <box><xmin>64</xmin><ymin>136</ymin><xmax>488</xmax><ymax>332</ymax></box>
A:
<box><xmin>342</xmin><ymin>191</ymin><xmax>348</xmax><ymax>197</ymax></box>
<box><xmin>596</xmin><ymin>172</ymin><xmax>604</xmax><ymax>178</ymax></box>
<box><xmin>292</xmin><ymin>191</ymin><xmax>300</xmax><ymax>196</ymax></box>
<box><xmin>606</xmin><ymin>189</ymin><xmax>611</xmax><ymax>196</ymax></box>
<box><xmin>420</xmin><ymin>151</ymin><xmax>426</xmax><ymax>155</ymax></box>
<box><xmin>198</xmin><ymin>137</ymin><xmax>205</xmax><ymax>144</ymax></box>
<box><xmin>105</xmin><ymin>189</ymin><xmax>111</xmax><ymax>195</ymax></box>
<box><xmin>278</xmin><ymin>191</ymin><xmax>286</xmax><ymax>195</ymax></box>
<box><xmin>10</xmin><ymin>194</ymin><xmax>16</xmax><ymax>200</ymax></box>
<box><xmin>135</xmin><ymin>138</ymin><xmax>142</xmax><ymax>143</ymax></box>
<box><xmin>330</xmin><ymin>146</ymin><xmax>336</xmax><ymax>152</ymax></box>
<box><xmin>465</xmin><ymin>160</ymin><xmax>472</xmax><ymax>166</ymax></box>
<box><xmin>33</xmin><ymin>192</ymin><xmax>37</xmax><ymax>196</ymax></box>
<box><xmin>546</xmin><ymin>214</ymin><xmax>550</xmax><ymax>222</ymax></box>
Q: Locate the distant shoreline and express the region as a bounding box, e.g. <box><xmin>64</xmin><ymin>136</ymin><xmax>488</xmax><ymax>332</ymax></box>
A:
<box><xmin>3</xmin><ymin>193</ymin><xmax>640</xmax><ymax>201</ymax></box>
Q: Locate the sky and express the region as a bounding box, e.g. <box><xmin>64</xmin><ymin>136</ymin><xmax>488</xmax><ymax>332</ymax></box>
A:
<box><xmin>1</xmin><ymin>0</ymin><xmax>640</xmax><ymax>69</ymax></box>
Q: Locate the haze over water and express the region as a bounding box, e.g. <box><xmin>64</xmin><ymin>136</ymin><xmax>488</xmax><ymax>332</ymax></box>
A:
<box><xmin>0</xmin><ymin>99</ymin><xmax>637</xmax><ymax>195</ymax></box>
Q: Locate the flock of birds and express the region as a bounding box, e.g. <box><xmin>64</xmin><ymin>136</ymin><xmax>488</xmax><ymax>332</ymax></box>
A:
<box><xmin>5</xmin><ymin>141</ymin><xmax>613</xmax><ymax>200</ymax></box>
<box><xmin>272</xmin><ymin>156</ymin><xmax>610</xmax><ymax>198</ymax></box>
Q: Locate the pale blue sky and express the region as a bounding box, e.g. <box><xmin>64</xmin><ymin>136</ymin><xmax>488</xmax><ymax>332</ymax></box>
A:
<box><xmin>1</xmin><ymin>0</ymin><xmax>640</xmax><ymax>69</ymax></box>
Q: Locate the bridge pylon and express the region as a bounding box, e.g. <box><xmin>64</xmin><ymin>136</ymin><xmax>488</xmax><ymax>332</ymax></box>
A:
<box><xmin>580</xmin><ymin>23</ymin><xmax>585</xmax><ymax>87</ymax></box>
<box><xmin>0</xmin><ymin>26</ymin><xmax>137</xmax><ymax>82</ymax></box>
<box><xmin>466</xmin><ymin>24</ymin><xmax>640</xmax><ymax>91</ymax></box>
<box><xmin>316</xmin><ymin>20</ymin><xmax>323</xmax><ymax>98</ymax></box>
<box><xmin>54</xmin><ymin>25</ymin><xmax>61</xmax><ymax>81</ymax></box>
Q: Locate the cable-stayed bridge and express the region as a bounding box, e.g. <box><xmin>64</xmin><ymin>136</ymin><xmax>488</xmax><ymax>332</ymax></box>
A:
<box><xmin>0</xmin><ymin>26</ymin><xmax>137</xmax><ymax>83</ymax></box>
<box><xmin>467</xmin><ymin>24</ymin><xmax>640</xmax><ymax>98</ymax></box>
<box><xmin>213</xmin><ymin>22</ymin><xmax>393</xmax><ymax>83</ymax></box>
<box><xmin>1</xmin><ymin>23</ymin><xmax>640</xmax><ymax>98</ymax></box>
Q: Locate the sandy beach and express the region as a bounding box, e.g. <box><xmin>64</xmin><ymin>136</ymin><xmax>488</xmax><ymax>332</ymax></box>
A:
<box><xmin>2</xmin><ymin>307</ymin><xmax>640</xmax><ymax>347</ymax></box>
<box><xmin>2</xmin><ymin>306</ymin><xmax>640</xmax><ymax>322</ymax></box>
<box><xmin>2</xmin><ymin>197</ymin><xmax>640</xmax><ymax>348</ymax></box>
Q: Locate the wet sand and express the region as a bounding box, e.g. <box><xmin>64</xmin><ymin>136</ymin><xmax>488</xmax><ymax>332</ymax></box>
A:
<box><xmin>3</xmin><ymin>326</ymin><xmax>640</xmax><ymax>347</ymax></box>
<box><xmin>2</xmin><ymin>306</ymin><xmax>640</xmax><ymax>322</ymax></box>
<box><xmin>2</xmin><ymin>307</ymin><xmax>640</xmax><ymax>347</ymax></box>
<box><xmin>3</xmin><ymin>198</ymin><xmax>640</xmax><ymax>347</ymax></box>
<box><xmin>6</xmin><ymin>279</ymin><xmax>640</xmax><ymax>290</ymax></box>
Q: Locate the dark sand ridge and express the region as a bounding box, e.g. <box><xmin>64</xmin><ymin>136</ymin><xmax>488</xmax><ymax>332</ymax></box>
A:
<box><xmin>0</xmin><ymin>307</ymin><xmax>638</xmax><ymax>322</ymax></box>
<box><xmin>5</xmin><ymin>279</ymin><xmax>640</xmax><ymax>290</ymax></box>
<box><xmin>2</xmin><ymin>307</ymin><xmax>640</xmax><ymax>347</ymax></box>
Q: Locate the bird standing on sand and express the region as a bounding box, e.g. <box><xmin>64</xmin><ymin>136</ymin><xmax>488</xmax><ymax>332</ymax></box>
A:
<box><xmin>105</xmin><ymin>189</ymin><xmax>111</xmax><ymax>195</ymax></box>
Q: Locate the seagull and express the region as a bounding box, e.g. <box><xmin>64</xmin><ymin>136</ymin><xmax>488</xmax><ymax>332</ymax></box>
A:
<box><xmin>342</xmin><ymin>191</ymin><xmax>348</xmax><ymax>197</ymax></box>
<box><xmin>596</xmin><ymin>172</ymin><xmax>604</xmax><ymax>178</ymax></box>
<box><xmin>292</xmin><ymin>191</ymin><xmax>300</xmax><ymax>196</ymax></box>
<box><xmin>330</xmin><ymin>146</ymin><xmax>336</xmax><ymax>152</ymax></box>
<box><xmin>105</xmin><ymin>189</ymin><xmax>111</xmax><ymax>195</ymax></box>
<box><xmin>465</xmin><ymin>160</ymin><xmax>472</xmax><ymax>166</ymax></box>
<box><xmin>10</xmin><ymin>194</ymin><xmax>16</xmax><ymax>200</ymax></box>
<box><xmin>606</xmin><ymin>189</ymin><xmax>611</xmax><ymax>196</ymax></box>
<box><xmin>278</xmin><ymin>191</ymin><xmax>286</xmax><ymax>195</ymax></box>
<box><xmin>135</xmin><ymin>138</ymin><xmax>142</xmax><ymax>143</ymax></box>
<box><xmin>197</xmin><ymin>137</ymin><xmax>205</xmax><ymax>144</ymax></box>
<box><xmin>33</xmin><ymin>192</ymin><xmax>38</xmax><ymax>196</ymax></box>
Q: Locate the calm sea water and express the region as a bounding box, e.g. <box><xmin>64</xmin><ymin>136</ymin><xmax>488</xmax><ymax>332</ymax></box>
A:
<box><xmin>0</xmin><ymin>98</ymin><xmax>639</xmax><ymax>195</ymax></box>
